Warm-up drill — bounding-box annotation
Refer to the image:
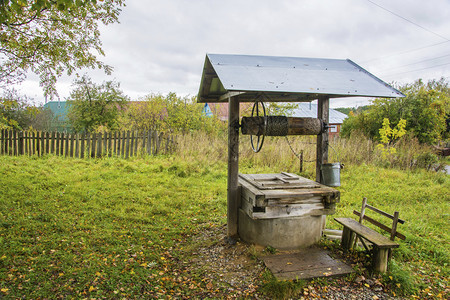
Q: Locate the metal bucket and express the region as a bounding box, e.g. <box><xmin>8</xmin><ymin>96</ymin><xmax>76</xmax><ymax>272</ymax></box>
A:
<box><xmin>321</xmin><ymin>163</ymin><xmax>341</xmax><ymax>187</ymax></box>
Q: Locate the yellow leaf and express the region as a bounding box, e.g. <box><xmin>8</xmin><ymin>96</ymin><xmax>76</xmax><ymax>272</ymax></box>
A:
<box><xmin>389</xmin><ymin>276</ymin><xmax>393</xmax><ymax>280</ymax></box>
<box><xmin>130</xmin><ymin>269</ymin><xmax>135</xmax><ymax>275</ymax></box>
<box><xmin>364</xmin><ymin>283</ymin><xmax>370</xmax><ymax>288</ymax></box>
<box><xmin>160</xmin><ymin>257</ymin><xmax>165</xmax><ymax>260</ymax></box>
<box><xmin>396</xmin><ymin>283</ymin><xmax>401</xmax><ymax>288</ymax></box>
<box><xmin>89</xmin><ymin>286</ymin><xmax>95</xmax><ymax>292</ymax></box>
<box><xmin>1</xmin><ymin>288</ymin><xmax>9</xmax><ymax>293</ymax></box>
<box><xmin>59</xmin><ymin>273</ymin><xmax>64</xmax><ymax>277</ymax></box>
<box><xmin>95</xmin><ymin>272</ymin><xmax>101</xmax><ymax>277</ymax></box>
<box><xmin>0</xmin><ymin>255</ymin><xmax>6</xmax><ymax>260</ymax></box>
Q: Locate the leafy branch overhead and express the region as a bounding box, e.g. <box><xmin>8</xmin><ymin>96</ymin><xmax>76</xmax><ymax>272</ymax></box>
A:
<box><xmin>0</xmin><ymin>0</ymin><xmax>125</xmax><ymax>99</ymax></box>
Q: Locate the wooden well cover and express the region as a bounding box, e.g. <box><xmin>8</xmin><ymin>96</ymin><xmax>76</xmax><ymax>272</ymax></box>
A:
<box><xmin>239</xmin><ymin>172</ymin><xmax>340</xmax><ymax>219</ymax></box>
<box><xmin>239</xmin><ymin>172</ymin><xmax>321</xmax><ymax>190</ymax></box>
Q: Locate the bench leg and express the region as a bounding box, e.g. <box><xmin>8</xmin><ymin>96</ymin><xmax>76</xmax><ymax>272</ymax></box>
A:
<box><xmin>373</xmin><ymin>247</ymin><xmax>389</xmax><ymax>273</ymax></box>
<box><xmin>341</xmin><ymin>226</ymin><xmax>355</xmax><ymax>250</ymax></box>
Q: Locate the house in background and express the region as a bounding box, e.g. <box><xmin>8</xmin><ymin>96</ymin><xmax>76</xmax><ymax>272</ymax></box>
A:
<box><xmin>43</xmin><ymin>101</ymin><xmax>71</xmax><ymax>132</ymax></box>
<box><xmin>291</xmin><ymin>102</ymin><xmax>348</xmax><ymax>137</ymax></box>
<box><xmin>205</xmin><ymin>102</ymin><xmax>348</xmax><ymax>137</ymax></box>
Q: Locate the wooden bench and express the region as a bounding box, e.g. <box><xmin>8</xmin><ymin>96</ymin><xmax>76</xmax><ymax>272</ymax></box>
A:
<box><xmin>334</xmin><ymin>197</ymin><xmax>405</xmax><ymax>272</ymax></box>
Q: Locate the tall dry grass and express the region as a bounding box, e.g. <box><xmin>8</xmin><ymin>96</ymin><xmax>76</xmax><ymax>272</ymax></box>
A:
<box><xmin>176</xmin><ymin>130</ymin><xmax>440</xmax><ymax>175</ymax></box>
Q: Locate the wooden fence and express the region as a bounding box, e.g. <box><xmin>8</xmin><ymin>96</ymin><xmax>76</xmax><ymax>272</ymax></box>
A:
<box><xmin>0</xmin><ymin>129</ymin><xmax>176</xmax><ymax>158</ymax></box>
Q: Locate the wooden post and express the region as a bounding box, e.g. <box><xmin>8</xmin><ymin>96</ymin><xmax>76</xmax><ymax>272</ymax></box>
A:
<box><xmin>65</xmin><ymin>133</ymin><xmax>69</xmax><ymax>157</ymax></box>
<box><xmin>92</xmin><ymin>133</ymin><xmax>97</xmax><ymax>158</ymax></box>
<box><xmin>121</xmin><ymin>131</ymin><xmax>126</xmax><ymax>157</ymax></box>
<box><xmin>80</xmin><ymin>133</ymin><xmax>85</xmax><ymax>158</ymax></box>
<box><xmin>316</xmin><ymin>96</ymin><xmax>329</xmax><ymax>183</ymax></box>
<box><xmin>70</xmin><ymin>134</ymin><xmax>74</xmax><ymax>157</ymax></box>
<box><xmin>18</xmin><ymin>131</ymin><xmax>23</xmax><ymax>155</ymax></box>
<box><xmin>51</xmin><ymin>132</ymin><xmax>55</xmax><ymax>154</ymax></box>
<box><xmin>340</xmin><ymin>226</ymin><xmax>354</xmax><ymax>250</ymax></box>
<box><xmin>227</xmin><ymin>96</ymin><xmax>240</xmax><ymax>239</ymax></box>
<box><xmin>125</xmin><ymin>131</ymin><xmax>130</xmax><ymax>158</ymax></box>
<box><xmin>373</xmin><ymin>247</ymin><xmax>389</xmax><ymax>273</ymax></box>
<box><xmin>97</xmin><ymin>132</ymin><xmax>102</xmax><ymax>157</ymax></box>
<box><xmin>45</xmin><ymin>132</ymin><xmax>50</xmax><ymax>154</ymax></box>
<box><xmin>113</xmin><ymin>132</ymin><xmax>118</xmax><ymax>156</ymax></box>
<box><xmin>147</xmin><ymin>130</ymin><xmax>152</xmax><ymax>155</ymax></box>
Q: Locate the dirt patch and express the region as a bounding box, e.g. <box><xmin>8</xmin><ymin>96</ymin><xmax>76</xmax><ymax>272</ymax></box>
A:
<box><xmin>185</xmin><ymin>224</ymin><xmax>402</xmax><ymax>299</ymax></box>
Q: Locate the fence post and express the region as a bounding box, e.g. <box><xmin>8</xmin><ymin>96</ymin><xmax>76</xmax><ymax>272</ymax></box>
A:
<box><xmin>8</xmin><ymin>130</ymin><xmax>13</xmax><ymax>155</ymax></box>
<box><xmin>134</xmin><ymin>131</ymin><xmax>139</xmax><ymax>156</ymax></box>
<box><xmin>45</xmin><ymin>132</ymin><xmax>49</xmax><ymax>154</ymax></box>
<box><xmin>147</xmin><ymin>130</ymin><xmax>152</xmax><ymax>155</ymax></box>
<box><xmin>50</xmin><ymin>132</ymin><xmax>55</xmax><ymax>154</ymax></box>
<box><xmin>91</xmin><ymin>133</ymin><xmax>96</xmax><ymax>158</ymax></box>
<box><xmin>121</xmin><ymin>131</ymin><xmax>126</xmax><ymax>158</ymax></box>
<box><xmin>80</xmin><ymin>133</ymin><xmax>86</xmax><ymax>158</ymax></box>
<box><xmin>74</xmin><ymin>134</ymin><xmax>79</xmax><ymax>158</ymax></box>
<box><xmin>28</xmin><ymin>132</ymin><xmax>32</xmax><ymax>155</ymax></box>
<box><xmin>153</xmin><ymin>131</ymin><xmax>159</xmax><ymax>155</ymax></box>
<box><xmin>13</xmin><ymin>130</ymin><xmax>18</xmax><ymax>155</ymax></box>
<box><xmin>86</xmin><ymin>133</ymin><xmax>91</xmax><ymax>158</ymax></box>
<box><xmin>55</xmin><ymin>132</ymin><xmax>60</xmax><ymax>155</ymax></box>
<box><xmin>125</xmin><ymin>131</ymin><xmax>130</xmax><ymax>158</ymax></box>
<box><xmin>70</xmin><ymin>133</ymin><xmax>74</xmax><ymax>157</ymax></box>
<box><xmin>64</xmin><ymin>132</ymin><xmax>69</xmax><ymax>157</ymax></box>
<box><xmin>17</xmin><ymin>131</ymin><xmax>23</xmax><ymax>156</ymax></box>
<box><xmin>27</xmin><ymin>131</ymin><xmax>30</xmax><ymax>155</ymax></box>
<box><xmin>97</xmin><ymin>132</ymin><xmax>102</xmax><ymax>157</ymax></box>
<box><xmin>0</xmin><ymin>129</ymin><xmax>3</xmax><ymax>155</ymax></box>
<box><xmin>117</xmin><ymin>132</ymin><xmax>120</xmax><ymax>157</ymax></box>
<box><xmin>107</xmin><ymin>132</ymin><xmax>112</xmax><ymax>157</ymax></box>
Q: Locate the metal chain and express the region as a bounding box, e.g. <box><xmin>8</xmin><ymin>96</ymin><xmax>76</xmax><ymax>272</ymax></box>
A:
<box><xmin>284</xmin><ymin>136</ymin><xmax>316</xmax><ymax>162</ymax></box>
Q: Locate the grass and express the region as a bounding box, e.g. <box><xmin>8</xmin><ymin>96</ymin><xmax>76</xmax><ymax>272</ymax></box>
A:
<box><xmin>0</xmin><ymin>155</ymin><xmax>229</xmax><ymax>298</ymax></box>
<box><xmin>0</xmin><ymin>145</ymin><xmax>448</xmax><ymax>298</ymax></box>
<box><xmin>329</xmin><ymin>163</ymin><xmax>449</xmax><ymax>297</ymax></box>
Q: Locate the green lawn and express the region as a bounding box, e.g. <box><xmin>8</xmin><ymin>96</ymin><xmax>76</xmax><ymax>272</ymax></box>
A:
<box><xmin>0</xmin><ymin>155</ymin><xmax>448</xmax><ymax>298</ymax></box>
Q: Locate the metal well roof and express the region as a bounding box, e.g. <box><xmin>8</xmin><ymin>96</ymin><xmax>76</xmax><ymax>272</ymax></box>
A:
<box><xmin>198</xmin><ymin>54</ymin><xmax>404</xmax><ymax>103</ymax></box>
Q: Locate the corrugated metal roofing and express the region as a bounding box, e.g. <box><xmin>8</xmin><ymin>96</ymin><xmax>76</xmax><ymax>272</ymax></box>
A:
<box><xmin>198</xmin><ymin>54</ymin><xmax>404</xmax><ymax>103</ymax></box>
<box><xmin>291</xmin><ymin>103</ymin><xmax>348</xmax><ymax>124</ymax></box>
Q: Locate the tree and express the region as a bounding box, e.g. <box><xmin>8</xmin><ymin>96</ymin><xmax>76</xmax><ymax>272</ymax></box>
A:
<box><xmin>0</xmin><ymin>89</ymin><xmax>38</xmax><ymax>130</ymax></box>
<box><xmin>67</xmin><ymin>75</ymin><xmax>128</xmax><ymax>133</ymax></box>
<box><xmin>0</xmin><ymin>0</ymin><xmax>124</xmax><ymax>99</ymax></box>
<box><xmin>123</xmin><ymin>93</ymin><xmax>226</xmax><ymax>135</ymax></box>
<box><xmin>124</xmin><ymin>94</ymin><xmax>168</xmax><ymax>131</ymax></box>
<box><xmin>341</xmin><ymin>78</ymin><xmax>449</xmax><ymax>144</ymax></box>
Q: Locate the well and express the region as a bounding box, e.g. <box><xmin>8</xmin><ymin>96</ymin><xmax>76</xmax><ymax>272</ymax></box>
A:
<box><xmin>197</xmin><ymin>54</ymin><xmax>404</xmax><ymax>248</ymax></box>
<box><xmin>238</xmin><ymin>173</ymin><xmax>339</xmax><ymax>249</ymax></box>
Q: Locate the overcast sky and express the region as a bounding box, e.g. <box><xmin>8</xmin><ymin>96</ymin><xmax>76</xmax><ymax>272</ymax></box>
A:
<box><xmin>15</xmin><ymin>0</ymin><xmax>450</xmax><ymax>108</ymax></box>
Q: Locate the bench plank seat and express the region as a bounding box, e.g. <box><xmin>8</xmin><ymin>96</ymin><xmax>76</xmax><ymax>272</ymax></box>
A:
<box><xmin>335</xmin><ymin>218</ymin><xmax>399</xmax><ymax>249</ymax></box>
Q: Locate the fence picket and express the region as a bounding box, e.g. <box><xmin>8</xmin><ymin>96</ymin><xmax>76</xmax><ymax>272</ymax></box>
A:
<box><xmin>80</xmin><ymin>133</ymin><xmax>85</xmax><ymax>158</ymax></box>
<box><xmin>125</xmin><ymin>131</ymin><xmax>130</xmax><ymax>158</ymax></box>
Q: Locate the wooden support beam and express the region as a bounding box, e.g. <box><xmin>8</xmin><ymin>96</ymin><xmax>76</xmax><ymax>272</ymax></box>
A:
<box><xmin>241</xmin><ymin>117</ymin><xmax>323</xmax><ymax>136</ymax></box>
<box><xmin>227</xmin><ymin>95</ymin><xmax>240</xmax><ymax>238</ymax></box>
<box><xmin>219</xmin><ymin>91</ymin><xmax>245</xmax><ymax>102</ymax></box>
<box><xmin>316</xmin><ymin>96</ymin><xmax>329</xmax><ymax>183</ymax></box>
